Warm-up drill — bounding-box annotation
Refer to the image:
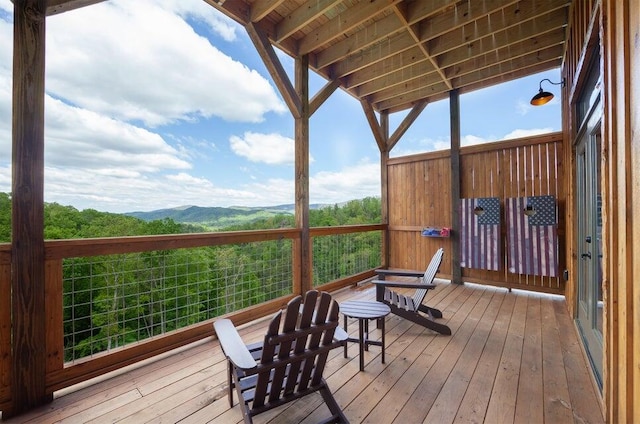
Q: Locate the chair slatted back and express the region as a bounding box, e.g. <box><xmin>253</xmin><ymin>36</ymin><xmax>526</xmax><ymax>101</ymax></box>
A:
<box><xmin>410</xmin><ymin>248</ymin><xmax>444</xmax><ymax>311</ymax></box>
<box><xmin>251</xmin><ymin>291</ymin><xmax>339</xmax><ymax>409</ymax></box>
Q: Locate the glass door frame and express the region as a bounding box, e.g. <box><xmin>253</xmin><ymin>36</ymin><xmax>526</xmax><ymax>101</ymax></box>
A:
<box><xmin>574</xmin><ymin>96</ymin><xmax>603</xmax><ymax>390</ymax></box>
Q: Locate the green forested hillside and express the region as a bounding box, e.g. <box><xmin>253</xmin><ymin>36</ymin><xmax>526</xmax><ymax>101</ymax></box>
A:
<box><xmin>125</xmin><ymin>205</ymin><xmax>294</xmax><ymax>229</ymax></box>
<box><xmin>0</xmin><ymin>192</ymin><xmax>381</xmax><ymax>241</ymax></box>
<box><xmin>0</xmin><ymin>192</ymin><xmax>381</xmax><ymax>361</ymax></box>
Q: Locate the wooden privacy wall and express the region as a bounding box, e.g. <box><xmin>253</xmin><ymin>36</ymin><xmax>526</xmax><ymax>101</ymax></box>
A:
<box><xmin>387</xmin><ymin>132</ymin><xmax>564</xmax><ymax>294</ymax></box>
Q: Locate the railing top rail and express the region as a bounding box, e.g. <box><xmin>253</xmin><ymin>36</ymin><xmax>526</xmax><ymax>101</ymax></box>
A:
<box><xmin>388</xmin><ymin>131</ymin><xmax>563</xmax><ymax>165</ymax></box>
<box><xmin>39</xmin><ymin>225</ymin><xmax>386</xmax><ymax>260</ymax></box>
<box><xmin>310</xmin><ymin>224</ymin><xmax>385</xmax><ymax>236</ymax></box>
<box><xmin>44</xmin><ymin>228</ymin><xmax>300</xmax><ymax>259</ymax></box>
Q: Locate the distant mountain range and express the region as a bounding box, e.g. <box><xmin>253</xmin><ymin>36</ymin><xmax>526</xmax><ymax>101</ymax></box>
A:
<box><xmin>125</xmin><ymin>204</ymin><xmax>328</xmax><ymax>229</ymax></box>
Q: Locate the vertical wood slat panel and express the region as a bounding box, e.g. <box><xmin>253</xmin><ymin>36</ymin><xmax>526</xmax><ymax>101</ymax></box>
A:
<box><xmin>45</xmin><ymin>259</ymin><xmax>64</xmax><ymax>388</ymax></box>
<box><xmin>627</xmin><ymin>3</ymin><xmax>640</xmax><ymax>421</ymax></box>
<box><xmin>416</xmin><ymin>161</ymin><xmax>428</xmax><ymax>270</ymax></box>
<box><xmin>601</xmin><ymin>0</ymin><xmax>640</xmax><ymax>421</ymax></box>
<box><xmin>387</xmin><ymin>133</ymin><xmax>564</xmax><ymax>294</ymax></box>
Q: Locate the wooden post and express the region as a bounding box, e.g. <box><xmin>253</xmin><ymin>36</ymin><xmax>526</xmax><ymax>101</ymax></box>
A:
<box><xmin>380</xmin><ymin>111</ymin><xmax>390</xmax><ymax>268</ymax></box>
<box><xmin>449</xmin><ymin>90</ymin><xmax>463</xmax><ymax>284</ymax></box>
<box><xmin>9</xmin><ymin>0</ymin><xmax>50</xmax><ymax>416</ymax></box>
<box><xmin>294</xmin><ymin>55</ymin><xmax>311</xmax><ymax>294</ymax></box>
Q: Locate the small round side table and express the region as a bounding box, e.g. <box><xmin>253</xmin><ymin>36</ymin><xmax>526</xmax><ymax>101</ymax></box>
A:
<box><xmin>340</xmin><ymin>300</ymin><xmax>391</xmax><ymax>371</ymax></box>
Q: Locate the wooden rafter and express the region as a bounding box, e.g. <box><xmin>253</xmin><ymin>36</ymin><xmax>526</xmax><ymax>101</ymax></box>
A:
<box><xmin>250</xmin><ymin>0</ymin><xmax>285</xmax><ymax>22</ymax></box>
<box><xmin>275</xmin><ymin>0</ymin><xmax>342</xmax><ymax>43</ymax></box>
<box><xmin>297</xmin><ymin>0</ymin><xmax>403</xmax><ymax>55</ymax></box>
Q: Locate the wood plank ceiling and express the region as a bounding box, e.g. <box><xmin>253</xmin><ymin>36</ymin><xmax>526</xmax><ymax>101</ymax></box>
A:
<box><xmin>205</xmin><ymin>0</ymin><xmax>571</xmax><ymax>114</ymax></box>
<box><xmin>43</xmin><ymin>0</ymin><xmax>571</xmax><ymax>114</ymax></box>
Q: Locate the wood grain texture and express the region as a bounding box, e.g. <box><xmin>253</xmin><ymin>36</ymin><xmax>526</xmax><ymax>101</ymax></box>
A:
<box><xmin>1</xmin><ymin>283</ymin><xmax>604</xmax><ymax>424</ymax></box>
<box><xmin>387</xmin><ymin>133</ymin><xmax>565</xmax><ymax>293</ymax></box>
<box><xmin>9</xmin><ymin>0</ymin><xmax>49</xmax><ymax>417</ymax></box>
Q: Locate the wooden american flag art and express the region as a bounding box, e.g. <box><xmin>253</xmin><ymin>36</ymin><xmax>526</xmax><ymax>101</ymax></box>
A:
<box><xmin>460</xmin><ymin>197</ymin><xmax>501</xmax><ymax>271</ymax></box>
<box><xmin>506</xmin><ymin>195</ymin><xmax>559</xmax><ymax>277</ymax></box>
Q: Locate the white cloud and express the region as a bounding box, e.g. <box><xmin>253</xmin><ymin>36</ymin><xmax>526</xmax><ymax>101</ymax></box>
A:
<box><xmin>230</xmin><ymin>131</ymin><xmax>315</xmax><ymax>166</ymax></box>
<box><xmin>390</xmin><ymin>136</ymin><xmax>449</xmax><ymax>157</ymax></box>
<box><xmin>45</xmin><ymin>0</ymin><xmax>286</xmax><ymax>127</ymax></box>
<box><xmin>0</xmin><ymin>1</ymin><xmax>11</xmax><ymax>15</ymax></box>
<box><xmin>233</xmin><ymin>161</ymin><xmax>382</xmax><ymax>207</ymax></box>
<box><xmin>45</xmin><ymin>96</ymin><xmax>191</xmax><ymax>171</ymax></box>
<box><xmin>310</xmin><ymin>161</ymin><xmax>380</xmax><ymax>204</ymax></box>
<box><xmin>0</xmin><ymin>1</ymin><xmax>298</xmax><ymax>213</ymax></box>
<box><xmin>0</xmin><ymin>164</ymin><xmax>267</xmax><ymax>213</ymax></box>
<box><xmin>158</xmin><ymin>0</ymin><xmax>239</xmax><ymax>42</ymax></box>
<box><xmin>502</xmin><ymin>128</ymin><xmax>553</xmax><ymax>140</ymax></box>
<box><xmin>462</xmin><ymin>134</ymin><xmax>489</xmax><ymax>146</ymax></box>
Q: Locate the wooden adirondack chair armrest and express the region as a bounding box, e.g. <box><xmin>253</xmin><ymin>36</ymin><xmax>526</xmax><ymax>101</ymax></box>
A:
<box><xmin>213</xmin><ymin>319</ymin><xmax>257</xmax><ymax>370</ymax></box>
<box><xmin>371</xmin><ymin>279</ymin><xmax>437</xmax><ymax>290</ymax></box>
<box><xmin>374</xmin><ymin>268</ymin><xmax>424</xmax><ymax>279</ymax></box>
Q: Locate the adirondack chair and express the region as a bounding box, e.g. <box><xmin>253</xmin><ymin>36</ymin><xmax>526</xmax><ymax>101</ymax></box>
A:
<box><xmin>372</xmin><ymin>248</ymin><xmax>451</xmax><ymax>335</ymax></box>
<box><xmin>213</xmin><ymin>290</ymin><xmax>349</xmax><ymax>424</ymax></box>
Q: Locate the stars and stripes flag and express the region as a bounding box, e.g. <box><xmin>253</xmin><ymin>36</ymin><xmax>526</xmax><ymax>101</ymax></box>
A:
<box><xmin>506</xmin><ymin>195</ymin><xmax>559</xmax><ymax>277</ymax></box>
<box><xmin>460</xmin><ymin>197</ymin><xmax>501</xmax><ymax>271</ymax></box>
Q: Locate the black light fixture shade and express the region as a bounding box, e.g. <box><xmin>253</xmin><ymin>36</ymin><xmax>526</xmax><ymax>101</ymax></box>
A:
<box><xmin>530</xmin><ymin>78</ymin><xmax>565</xmax><ymax>106</ymax></box>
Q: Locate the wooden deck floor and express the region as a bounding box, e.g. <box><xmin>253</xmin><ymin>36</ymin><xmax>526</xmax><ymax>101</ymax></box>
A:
<box><xmin>4</xmin><ymin>281</ymin><xmax>605</xmax><ymax>423</ymax></box>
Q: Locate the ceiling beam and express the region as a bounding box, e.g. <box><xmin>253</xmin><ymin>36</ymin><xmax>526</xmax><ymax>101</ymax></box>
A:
<box><xmin>392</xmin><ymin>4</ymin><xmax>451</xmax><ymax>90</ymax></box>
<box><xmin>331</xmin><ymin>32</ymin><xmax>417</xmax><ymax>79</ymax></box>
<box><xmin>376</xmin><ymin>59</ymin><xmax>561</xmax><ymax>112</ymax></box>
<box><xmin>314</xmin><ymin>0</ymin><xmax>456</xmax><ymax>70</ymax></box>
<box><xmin>203</xmin><ymin>0</ymin><xmax>251</xmax><ymax>25</ymax></box>
<box><xmin>342</xmin><ymin>45</ymin><xmax>431</xmax><ymax>88</ymax></box>
<box><xmin>371</xmin><ymin>80</ymin><xmax>450</xmax><ymax>109</ymax></box>
<box><xmin>451</xmin><ymin>54</ymin><xmax>562</xmax><ymax>87</ymax></box>
<box><xmin>276</xmin><ymin>0</ymin><xmax>342</xmax><ymax>42</ymax></box>
<box><xmin>44</xmin><ymin>0</ymin><xmax>105</xmax><ymax>15</ymax></box>
<box><xmin>445</xmin><ymin>29</ymin><xmax>565</xmax><ymax>80</ymax></box>
<box><xmin>355</xmin><ymin>63</ymin><xmax>439</xmax><ymax>97</ymax></box>
<box><xmin>426</xmin><ymin>0</ymin><xmax>570</xmax><ymax>57</ymax></box>
<box><xmin>418</xmin><ymin>0</ymin><xmax>519</xmax><ymax>42</ymax></box>
<box><xmin>297</xmin><ymin>0</ymin><xmax>402</xmax><ymax>55</ymax></box>
<box><xmin>250</xmin><ymin>0</ymin><xmax>284</xmax><ymax>22</ymax></box>
<box><xmin>435</xmin><ymin>11</ymin><xmax>567</xmax><ymax>69</ymax></box>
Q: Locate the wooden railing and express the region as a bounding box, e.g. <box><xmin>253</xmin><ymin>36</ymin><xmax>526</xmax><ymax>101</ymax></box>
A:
<box><xmin>0</xmin><ymin>224</ymin><xmax>384</xmax><ymax>410</ymax></box>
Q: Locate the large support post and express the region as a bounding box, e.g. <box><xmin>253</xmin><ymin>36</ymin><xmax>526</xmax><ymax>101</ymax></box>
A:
<box><xmin>294</xmin><ymin>55</ymin><xmax>311</xmax><ymax>294</ymax></box>
<box><xmin>9</xmin><ymin>0</ymin><xmax>50</xmax><ymax>417</ymax></box>
<box><xmin>379</xmin><ymin>111</ymin><xmax>390</xmax><ymax>268</ymax></box>
<box><xmin>449</xmin><ymin>90</ymin><xmax>463</xmax><ymax>284</ymax></box>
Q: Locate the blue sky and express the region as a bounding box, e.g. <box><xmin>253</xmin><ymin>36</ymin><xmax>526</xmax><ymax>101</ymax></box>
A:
<box><xmin>0</xmin><ymin>0</ymin><xmax>562</xmax><ymax>213</ymax></box>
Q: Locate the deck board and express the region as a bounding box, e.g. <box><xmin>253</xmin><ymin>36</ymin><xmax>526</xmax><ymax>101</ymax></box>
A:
<box><xmin>514</xmin><ymin>296</ymin><xmax>544</xmax><ymax>423</ymax></box>
<box><xmin>2</xmin><ymin>281</ymin><xmax>605</xmax><ymax>424</ymax></box>
<box><xmin>453</xmin><ymin>291</ymin><xmax>515</xmax><ymax>423</ymax></box>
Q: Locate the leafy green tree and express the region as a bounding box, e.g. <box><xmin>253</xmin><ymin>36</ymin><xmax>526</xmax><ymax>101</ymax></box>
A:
<box><xmin>2</xmin><ymin>193</ymin><xmax>382</xmax><ymax>361</ymax></box>
<box><xmin>0</xmin><ymin>192</ymin><xmax>10</xmax><ymax>242</ymax></box>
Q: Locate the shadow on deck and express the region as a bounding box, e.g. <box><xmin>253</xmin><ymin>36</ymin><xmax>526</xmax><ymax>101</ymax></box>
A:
<box><xmin>4</xmin><ymin>281</ymin><xmax>604</xmax><ymax>423</ymax></box>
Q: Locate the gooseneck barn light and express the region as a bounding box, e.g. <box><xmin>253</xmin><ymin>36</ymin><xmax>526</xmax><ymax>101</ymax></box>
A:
<box><xmin>530</xmin><ymin>78</ymin><xmax>565</xmax><ymax>106</ymax></box>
